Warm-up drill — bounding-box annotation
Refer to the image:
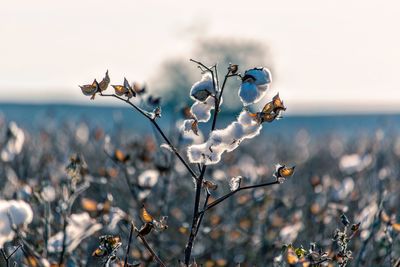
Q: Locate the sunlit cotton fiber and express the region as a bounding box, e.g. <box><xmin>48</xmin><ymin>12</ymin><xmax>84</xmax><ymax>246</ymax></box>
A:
<box><xmin>0</xmin><ymin>200</ymin><xmax>33</xmax><ymax>247</ymax></box>
<box><xmin>190</xmin><ymin>73</ymin><xmax>217</xmax><ymax>102</ymax></box>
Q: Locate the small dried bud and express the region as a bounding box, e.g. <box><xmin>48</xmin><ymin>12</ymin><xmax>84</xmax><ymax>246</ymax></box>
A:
<box><xmin>340</xmin><ymin>213</ymin><xmax>350</xmax><ymax>227</ymax></box>
<box><xmin>203</xmin><ymin>180</ymin><xmax>218</xmax><ymax>191</ymax></box>
<box><xmin>228</xmin><ymin>64</ymin><xmax>239</xmax><ymax>74</ymax></box>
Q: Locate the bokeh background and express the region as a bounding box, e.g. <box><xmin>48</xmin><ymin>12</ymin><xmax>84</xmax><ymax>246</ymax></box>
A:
<box><xmin>0</xmin><ymin>1</ymin><xmax>399</xmax><ymax>266</ymax></box>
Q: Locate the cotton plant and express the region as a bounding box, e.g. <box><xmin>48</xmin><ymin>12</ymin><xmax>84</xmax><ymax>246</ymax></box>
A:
<box><xmin>80</xmin><ymin>58</ymin><xmax>295</xmax><ymax>266</ymax></box>
<box><xmin>0</xmin><ymin>121</ymin><xmax>25</xmax><ymax>162</ymax></box>
<box><xmin>0</xmin><ymin>200</ymin><xmax>33</xmax><ymax>248</ymax></box>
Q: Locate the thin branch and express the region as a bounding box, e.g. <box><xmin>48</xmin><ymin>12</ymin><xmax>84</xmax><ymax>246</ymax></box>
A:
<box><xmin>210</xmin><ymin>69</ymin><xmax>230</xmax><ymax>131</ymax></box>
<box><xmin>189</xmin><ymin>59</ymin><xmax>213</xmax><ymax>72</ymax></box>
<box><xmin>104</xmin><ymin>149</ymin><xmax>140</xmax><ymax>203</ymax></box>
<box><xmin>1</xmin><ymin>249</ymin><xmax>8</xmax><ymax>267</ymax></box>
<box><xmin>124</xmin><ymin>221</ymin><xmax>135</xmax><ymax>267</ymax></box>
<box><xmin>58</xmin><ymin>214</ymin><xmax>68</xmax><ymax>266</ymax></box>
<box><xmin>200</xmin><ymin>180</ymin><xmax>280</xmax><ymax>214</ymax></box>
<box><xmin>100</xmin><ymin>93</ymin><xmax>198</xmax><ymax>180</ymax></box>
<box><xmin>1</xmin><ymin>244</ymin><xmax>22</xmax><ymax>267</ymax></box>
<box><xmin>137</xmin><ymin>235</ymin><xmax>167</xmax><ymax>267</ymax></box>
<box><xmin>194</xmin><ymin>189</ymin><xmax>211</xmax><ymax>237</ymax></box>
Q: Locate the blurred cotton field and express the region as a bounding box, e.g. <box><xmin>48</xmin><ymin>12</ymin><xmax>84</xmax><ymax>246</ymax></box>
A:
<box><xmin>0</xmin><ymin>104</ymin><xmax>399</xmax><ymax>265</ymax></box>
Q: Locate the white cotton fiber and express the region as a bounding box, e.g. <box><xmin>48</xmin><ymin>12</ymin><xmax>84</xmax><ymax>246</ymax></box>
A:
<box><xmin>180</xmin><ymin>119</ymin><xmax>195</xmax><ymax>132</ymax></box>
<box><xmin>0</xmin><ymin>200</ymin><xmax>33</xmax><ymax>247</ymax></box>
<box><xmin>244</xmin><ymin>67</ymin><xmax>272</xmax><ymax>86</ymax></box>
<box><xmin>190</xmin><ymin>73</ymin><xmax>216</xmax><ymax>102</ymax></box>
<box><xmin>239</xmin><ymin>82</ymin><xmax>259</xmax><ymax>106</ymax></box>
<box><xmin>237</xmin><ymin>110</ymin><xmax>256</xmax><ymax>126</ymax></box>
<box><xmin>187</xmin><ymin>143</ymin><xmax>208</xmax><ymax>163</ymax></box>
<box><xmin>242</xmin><ymin>124</ymin><xmax>262</xmax><ymax>139</ymax></box>
<box><xmin>191</xmin><ymin>101</ymin><xmax>212</xmax><ymax>122</ymax></box>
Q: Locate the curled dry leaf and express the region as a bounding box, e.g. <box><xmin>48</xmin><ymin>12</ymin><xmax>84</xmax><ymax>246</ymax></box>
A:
<box><xmin>114</xmin><ymin>149</ymin><xmax>130</xmax><ymax>163</ymax></box>
<box><xmin>92</xmin><ymin>235</ymin><xmax>122</xmax><ymax>258</ymax></box>
<box><xmin>112</xmin><ymin>77</ymin><xmax>136</xmax><ymax>98</ymax></box>
<box><xmin>138</xmin><ymin>222</ymin><xmax>153</xmax><ymax>236</ymax></box>
<box><xmin>251</xmin><ymin>93</ymin><xmax>287</xmax><ymax>124</ymax></box>
<box><xmin>140</xmin><ymin>206</ymin><xmax>154</xmax><ymax>223</ymax></box>
<box><xmin>203</xmin><ymin>180</ymin><xmax>218</xmax><ymax>191</ymax></box>
<box><xmin>274</xmin><ymin>165</ymin><xmax>295</xmax><ymax>184</ymax></box>
<box><xmin>191</xmin><ymin>120</ymin><xmax>199</xmax><ymax>136</ymax></box>
<box><xmin>228</xmin><ymin>64</ymin><xmax>239</xmax><ymax>74</ymax></box>
<box><xmin>153</xmin><ymin>216</ymin><xmax>168</xmax><ymax>231</ymax></box>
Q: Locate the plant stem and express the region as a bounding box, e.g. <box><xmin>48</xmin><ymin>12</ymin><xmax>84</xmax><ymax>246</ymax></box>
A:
<box><xmin>210</xmin><ymin>70</ymin><xmax>230</xmax><ymax>131</ymax></box>
<box><xmin>124</xmin><ymin>221</ymin><xmax>135</xmax><ymax>267</ymax></box>
<box><xmin>194</xmin><ymin>190</ymin><xmax>210</xmax><ymax>237</ymax></box>
<box><xmin>184</xmin><ymin>61</ymin><xmax>232</xmax><ymax>265</ymax></box>
<box><xmin>137</xmin><ymin>235</ymin><xmax>167</xmax><ymax>267</ymax></box>
<box><xmin>199</xmin><ymin>180</ymin><xmax>280</xmax><ymax>215</ymax></box>
<box><xmin>58</xmin><ymin>214</ymin><xmax>68</xmax><ymax>266</ymax></box>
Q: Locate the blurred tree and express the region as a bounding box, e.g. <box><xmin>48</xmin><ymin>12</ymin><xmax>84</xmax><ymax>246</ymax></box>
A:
<box><xmin>151</xmin><ymin>38</ymin><xmax>273</xmax><ymax>111</ymax></box>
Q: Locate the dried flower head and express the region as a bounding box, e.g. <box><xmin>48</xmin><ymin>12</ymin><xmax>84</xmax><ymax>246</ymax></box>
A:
<box><xmin>274</xmin><ymin>164</ymin><xmax>295</xmax><ymax>183</ymax></box>
<box><xmin>112</xmin><ymin>77</ymin><xmax>136</xmax><ymax>98</ymax></box>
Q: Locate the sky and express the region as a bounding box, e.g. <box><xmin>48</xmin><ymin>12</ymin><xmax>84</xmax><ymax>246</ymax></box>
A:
<box><xmin>1</xmin><ymin>0</ymin><xmax>399</xmax><ymax>114</ymax></box>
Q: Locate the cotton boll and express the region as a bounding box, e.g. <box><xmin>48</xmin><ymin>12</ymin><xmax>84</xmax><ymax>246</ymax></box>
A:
<box><xmin>242</xmin><ymin>124</ymin><xmax>262</xmax><ymax>139</ymax></box>
<box><xmin>138</xmin><ymin>170</ymin><xmax>159</xmax><ymax>188</ymax></box>
<box><xmin>209</xmin><ymin>128</ymin><xmax>234</xmax><ymax>148</ymax></box>
<box><xmin>181</xmin><ymin>128</ymin><xmax>204</xmax><ymax>146</ymax></box>
<box><xmin>224</xmin><ymin>140</ymin><xmax>241</xmax><ymax>153</ymax></box>
<box><xmin>1</xmin><ymin>122</ymin><xmax>25</xmax><ymax>162</ymax></box>
<box><xmin>191</xmin><ymin>101</ymin><xmax>213</xmax><ymax>122</ymax></box>
<box><xmin>244</xmin><ymin>67</ymin><xmax>272</xmax><ymax>86</ymax></box>
<box><xmin>48</xmin><ymin>212</ymin><xmax>102</xmax><ymax>253</ymax></box>
<box><xmin>204</xmin><ymin>148</ymin><xmax>223</xmax><ymax>165</ymax></box>
<box><xmin>239</xmin><ymin>82</ymin><xmax>259</xmax><ymax>106</ymax></box>
<box><xmin>237</xmin><ymin>110</ymin><xmax>255</xmax><ymax>126</ymax></box>
<box><xmin>190</xmin><ymin>73</ymin><xmax>216</xmax><ymax>102</ymax></box>
<box><xmin>187</xmin><ymin>143</ymin><xmax>208</xmax><ymax>163</ymax></box>
<box><xmin>226</xmin><ymin>122</ymin><xmax>245</xmax><ymax>140</ymax></box>
<box><xmin>0</xmin><ymin>200</ymin><xmax>33</xmax><ymax>247</ymax></box>
<box><xmin>180</xmin><ymin>119</ymin><xmax>195</xmax><ymax>132</ymax></box>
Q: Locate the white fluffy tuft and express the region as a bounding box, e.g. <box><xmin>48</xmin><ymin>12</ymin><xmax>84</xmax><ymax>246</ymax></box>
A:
<box><xmin>190</xmin><ymin>73</ymin><xmax>216</xmax><ymax>102</ymax></box>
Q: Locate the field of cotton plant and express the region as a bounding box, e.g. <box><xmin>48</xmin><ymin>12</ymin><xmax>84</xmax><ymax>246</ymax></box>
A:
<box><xmin>1</xmin><ymin>61</ymin><xmax>399</xmax><ymax>267</ymax></box>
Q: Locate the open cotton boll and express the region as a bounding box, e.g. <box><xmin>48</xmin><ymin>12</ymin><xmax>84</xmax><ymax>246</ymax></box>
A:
<box><xmin>204</xmin><ymin>147</ymin><xmax>223</xmax><ymax>165</ymax></box>
<box><xmin>190</xmin><ymin>73</ymin><xmax>216</xmax><ymax>102</ymax></box>
<box><xmin>48</xmin><ymin>212</ymin><xmax>102</xmax><ymax>253</ymax></box>
<box><xmin>1</xmin><ymin>122</ymin><xmax>25</xmax><ymax>162</ymax></box>
<box><xmin>242</xmin><ymin>124</ymin><xmax>263</xmax><ymax>139</ymax></box>
<box><xmin>180</xmin><ymin>119</ymin><xmax>195</xmax><ymax>132</ymax></box>
<box><xmin>239</xmin><ymin>81</ymin><xmax>259</xmax><ymax>106</ymax></box>
<box><xmin>191</xmin><ymin>100</ymin><xmax>213</xmax><ymax>122</ymax></box>
<box><xmin>237</xmin><ymin>110</ymin><xmax>256</xmax><ymax>126</ymax></box>
<box><xmin>244</xmin><ymin>67</ymin><xmax>272</xmax><ymax>86</ymax></box>
<box><xmin>0</xmin><ymin>200</ymin><xmax>33</xmax><ymax>248</ymax></box>
<box><xmin>181</xmin><ymin>128</ymin><xmax>204</xmax><ymax>145</ymax></box>
<box><xmin>226</xmin><ymin>122</ymin><xmax>245</xmax><ymax>140</ymax></box>
<box><xmin>187</xmin><ymin>143</ymin><xmax>208</xmax><ymax>163</ymax></box>
<box><xmin>138</xmin><ymin>170</ymin><xmax>159</xmax><ymax>188</ymax></box>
